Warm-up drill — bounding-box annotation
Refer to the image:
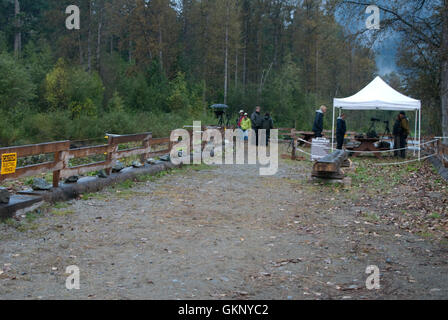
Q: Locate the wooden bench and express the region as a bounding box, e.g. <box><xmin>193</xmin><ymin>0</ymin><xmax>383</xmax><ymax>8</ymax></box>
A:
<box><xmin>312</xmin><ymin>150</ymin><xmax>350</xmax><ymax>180</ymax></box>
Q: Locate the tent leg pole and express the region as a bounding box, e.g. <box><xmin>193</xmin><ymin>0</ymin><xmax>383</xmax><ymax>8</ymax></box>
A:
<box><xmin>414</xmin><ymin>111</ymin><xmax>418</xmax><ymax>156</ymax></box>
<box><xmin>331</xmin><ymin>106</ymin><xmax>336</xmax><ymax>152</ymax></box>
<box><xmin>419</xmin><ymin>109</ymin><xmax>422</xmax><ymax>161</ymax></box>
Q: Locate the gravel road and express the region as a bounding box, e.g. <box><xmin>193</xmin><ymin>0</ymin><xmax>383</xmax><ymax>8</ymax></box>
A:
<box><xmin>1</xmin><ymin>158</ymin><xmax>447</xmax><ymax>300</ymax></box>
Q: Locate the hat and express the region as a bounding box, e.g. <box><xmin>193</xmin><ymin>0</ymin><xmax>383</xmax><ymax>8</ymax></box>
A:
<box><xmin>400</xmin><ymin>111</ymin><xmax>406</xmax><ymax>116</ymax></box>
<box><xmin>244</xmin><ymin>113</ymin><xmax>248</xmax><ymax>116</ymax></box>
<box><xmin>240</xmin><ymin>110</ymin><xmax>244</xmax><ymax>114</ymax></box>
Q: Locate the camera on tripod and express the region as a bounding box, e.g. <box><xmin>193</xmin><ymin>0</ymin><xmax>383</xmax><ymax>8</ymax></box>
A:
<box><xmin>209</xmin><ymin>104</ymin><xmax>230</xmax><ymax>127</ymax></box>
<box><xmin>367</xmin><ymin>118</ymin><xmax>381</xmax><ymax>138</ymax></box>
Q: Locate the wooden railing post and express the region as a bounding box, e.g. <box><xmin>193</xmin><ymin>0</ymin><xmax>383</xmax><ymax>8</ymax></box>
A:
<box><xmin>168</xmin><ymin>131</ymin><xmax>174</xmax><ymax>155</ymax></box>
<box><xmin>140</xmin><ymin>133</ymin><xmax>152</xmax><ymax>163</ymax></box>
<box><xmin>52</xmin><ymin>150</ymin><xmax>62</xmax><ymax>188</ymax></box>
<box><xmin>291</xmin><ymin>129</ymin><xmax>297</xmax><ymax>161</ymax></box>
<box><xmin>106</xmin><ymin>136</ymin><xmax>115</xmax><ymax>175</ymax></box>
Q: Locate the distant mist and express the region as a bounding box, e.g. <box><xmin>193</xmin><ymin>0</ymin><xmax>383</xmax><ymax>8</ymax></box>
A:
<box><xmin>375</xmin><ymin>37</ymin><xmax>400</xmax><ymax>76</ymax></box>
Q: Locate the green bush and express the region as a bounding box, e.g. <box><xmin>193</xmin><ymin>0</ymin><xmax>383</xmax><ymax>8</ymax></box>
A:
<box><xmin>0</xmin><ymin>52</ymin><xmax>36</xmax><ymax>114</ymax></box>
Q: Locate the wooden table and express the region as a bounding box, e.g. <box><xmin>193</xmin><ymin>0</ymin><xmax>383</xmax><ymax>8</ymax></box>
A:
<box><xmin>347</xmin><ymin>137</ymin><xmax>382</xmax><ymax>158</ymax></box>
<box><xmin>296</xmin><ymin>131</ymin><xmax>316</xmax><ymax>146</ymax></box>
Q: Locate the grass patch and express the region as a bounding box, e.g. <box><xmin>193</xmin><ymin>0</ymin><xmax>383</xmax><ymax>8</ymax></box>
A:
<box><xmin>114</xmin><ymin>190</ymin><xmax>148</xmax><ymax>200</ymax></box>
<box><xmin>51</xmin><ymin>209</ymin><xmax>76</xmax><ymax>216</ymax></box>
<box><xmin>348</xmin><ymin>160</ymin><xmax>424</xmax><ymax>192</ymax></box>
<box><xmin>429</xmin><ymin>213</ymin><xmax>441</xmax><ymax>219</ymax></box>
<box><xmin>116</xmin><ymin>179</ymin><xmax>135</xmax><ymax>190</ymax></box>
<box><xmin>80</xmin><ymin>193</ymin><xmax>108</xmax><ymax>201</ymax></box>
<box><xmin>2</xmin><ymin>218</ymin><xmax>20</xmax><ymax>228</ymax></box>
<box><xmin>1</xmin><ymin>217</ymin><xmax>39</xmax><ymax>232</ymax></box>
<box><xmin>363</xmin><ymin>213</ymin><xmax>380</xmax><ymax>222</ymax></box>
<box><xmin>24</xmin><ymin>211</ymin><xmax>40</xmax><ymax>223</ymax></box>
<box><xmin>188</xmin><ymin>163</ymin><xmax>212</xmax><ymax>172</ymax></box>
<box><xmin>418</xmin><ymin>231</ymin><xmax>435</xmax><ymax>239</ymax></box>
<box><xmin>53</xmin><ymin>202</ymin><xmax>71</xmax><ymax>209</ymax></box>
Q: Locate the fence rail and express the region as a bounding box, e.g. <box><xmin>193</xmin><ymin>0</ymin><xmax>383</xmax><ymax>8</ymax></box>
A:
<box><xmin>0</xmin><ymin>133</ymin><xmax>173</xmax><ymax>188</ymax></box>
<box><xmin>1</xmin><ymin>130</ymin><xmax>448</xmax><ymax>189</ymax></box>
<box><xmin>436</xmin><ymin>139</ymin><xmax>448</xmax><ymax>167</ymax></box>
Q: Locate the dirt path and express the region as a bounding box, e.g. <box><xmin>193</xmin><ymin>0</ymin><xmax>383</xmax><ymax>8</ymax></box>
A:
<box><xmin>1</xmin><ymin>159</ymin><xmax>448</xmax><ymax>300</ymax></box>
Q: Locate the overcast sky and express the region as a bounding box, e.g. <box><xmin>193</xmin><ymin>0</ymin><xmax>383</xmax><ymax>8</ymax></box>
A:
<box><xmin>376</xmin><ymin>37</ymin><xmax>399</xmax><ymax>75</ymax></box>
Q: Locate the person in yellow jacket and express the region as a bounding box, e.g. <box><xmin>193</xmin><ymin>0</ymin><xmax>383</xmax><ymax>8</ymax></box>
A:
<box><xmin>240</xmin><ymin>113</ymin><xmax>252</xmax><ymax>141</ymax></box>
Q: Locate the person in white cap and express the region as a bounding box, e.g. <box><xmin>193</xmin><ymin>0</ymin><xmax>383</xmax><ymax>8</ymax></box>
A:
<box><xmin>237</xmin><ymin>110</ymin><xmax>245</xmax><ymax>129</ymax></box>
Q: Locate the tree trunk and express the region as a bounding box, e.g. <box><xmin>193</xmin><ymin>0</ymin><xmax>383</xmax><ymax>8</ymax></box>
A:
<box><xmin>129</xmin><ymin>38</ymin><xmax>132</xmax><ymax>63</ymax></box>
<box><xmin>96</xmin><ymin>1</ymin><xmax>103</xmax><ymax>71</ymax></box>
<box><xmin>235</xmin><ymin>48</ymin><xmax>238</xmax><ymax>89</ymax></box>
<box><xmin>349</xmin><ymin>44</ymin><xmax>353</xmax><ymax>92</ymax></box>
<box><xmin>224</xmin><ymin>2</ymin><xmax>230</xmax><ymax>104</ymax></box>
<box><xmin>14</xmin><ymin>0</ymin><xmax>21</xmax><ymax>58</ymax></box>
<box><xmin>159</xmin><ymin>24</ymin><xmax>164</xmax><ymax>71</ymax></box>
<box><xmin>441</xmin><ymin>1</ymin><xmax>448</xmax><ymax>140</ymax></box>
<box><xmin>78</xmin><ymin>33</ymin><xmax>84</xmax><ymax>65</ymax></box>
<box><xmin>203</xmin><ymin>80</ymin><xmax>207</xmax><ymax>115</ymax></box>
<box><xmin>243</xmin><ymin>19</ymin><xmax>247</xmax><ymax>93</ymax></box>
<box><xmin>315</xmin><ymin>45</ymin><xmax>319</xmax><ymax>96</ymax></box>
<box><xmin>110</xmin><ymin>36</ymin><xmax>113</xmax><ymax>54</ymax></box>
<box><xmin>87</xmin><ymin>1</ymin><xmax>92</xmax><ymax>73</ymax></box>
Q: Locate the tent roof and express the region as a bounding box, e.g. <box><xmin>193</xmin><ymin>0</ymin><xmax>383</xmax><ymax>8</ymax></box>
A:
<box><xmin>333</xmin><ymin>76</ymin><xmax>421</xmax><ymax>111</ymax></box>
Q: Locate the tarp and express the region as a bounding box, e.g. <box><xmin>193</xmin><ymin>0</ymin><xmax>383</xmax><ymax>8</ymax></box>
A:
<box><xmin>209</xmin><ymin>104</ymin><xmax>229</xmax><ymax>109</ymax></box>
<box><xmin>333</xmin><ymin>76</ymin><xmax>421</xmax><ymax>111</ymax></box>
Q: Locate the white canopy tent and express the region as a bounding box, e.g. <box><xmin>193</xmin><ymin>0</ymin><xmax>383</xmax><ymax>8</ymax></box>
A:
<box><xmin>332</xmin><ymin>76</ymin><xmax>422</xmax><ymax>159</ymax></box>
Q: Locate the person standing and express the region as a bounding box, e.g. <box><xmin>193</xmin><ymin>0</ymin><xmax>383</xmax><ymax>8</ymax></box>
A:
<box><xmin>393</xmin><ymin>114</ymin><xmax>402</xmax><ymax>158</ymax></box>
<box><xmin>251</xmin><ymin>106</ymin><xmax>263</xmax><ymax>146</ymax></box>
<box><xmin>236</xmin><ymin>110</ymin><xmax>245</xmax><ymax>129</ymax></box>
<box><xmin>261</xmin><ymin>113</ymin><xmax>274</xmax><ymax>146</ymax></box>
<box><xmin>240</xmin><ymin>113</ymin><xmax>252</xmax><ymax>141</ymax></box>
<box><xmin>336</xmin><ymin>113</ymin><xmax>347</xmax><ymax>150</ymax></box>
<box><xmin>312</xmin><ymin>105</ymin><xmax>327</xmax><ymax>138</ymax></box>
<box><xmin>399</xmin><ymin>111</ymin><xmax>410</xmax><ymax>159</ymax></box>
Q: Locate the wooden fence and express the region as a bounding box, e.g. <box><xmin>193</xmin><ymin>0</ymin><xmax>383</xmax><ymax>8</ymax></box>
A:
<box><xmin>1</xmin><ymin>129</ymin><xmax>447</xmax><ymax>189</ymax></box>
<box><xmin>436</xmin><ymin>139</ymin><xmax>448</xmax><ymax>168</ymax></box>
<box><xmin>0</xmin><ymin>133</ymin><xmax>172</xmax><ymax>188</ymax></box>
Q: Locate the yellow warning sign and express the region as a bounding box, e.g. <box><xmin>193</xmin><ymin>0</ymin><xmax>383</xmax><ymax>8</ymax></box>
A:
<box><xmin>1</xmin><ymin>153</ymin><xmax>17</xmax><ymax>175</ymax></box>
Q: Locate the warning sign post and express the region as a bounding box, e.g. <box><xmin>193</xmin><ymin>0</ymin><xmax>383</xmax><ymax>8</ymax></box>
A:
<box><xmin>1</xmin><ymin>153</ymin><xmax>18</xmax><ymax>175</ymax></box>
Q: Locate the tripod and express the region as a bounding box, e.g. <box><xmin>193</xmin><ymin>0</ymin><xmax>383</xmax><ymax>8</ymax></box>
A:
<box><xmin>367</xmin><ymin>120</ymin><xmax>380</xmax><ymax>139</ymax></box>
<box><xmin>215</xmin><ymin>110</ymin><xmax>226</xmax><ymax>127</ymax></box>
<box><xmin>381</xmin><ymin>121</ymin><xmax>391</xmax><ymax>139</ymax></box>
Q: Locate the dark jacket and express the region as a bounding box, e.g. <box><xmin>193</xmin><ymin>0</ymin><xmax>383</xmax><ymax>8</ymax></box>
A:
<box><xmin>393</xmin><ymin>119</ymin><xmax>402</xmax><ymax>136</ymax></box>
<box><xmin>251</xmin><ymin>111</ymin><xmax>263</xmax><ymax>128</ymax></box>
<box><xmin>312</xmin><ymin>111</ymin><xmax>324</xmax><ymax>135</ymax></box>
<box><xmin>261</xmin><ymin>116</ymin><xmax>274</xmax><ymax>131</ymax></box>
<box><xmin>336</xmin><ymin>117</ymin><xmax>346</xmax><ymax>137</ymax></box>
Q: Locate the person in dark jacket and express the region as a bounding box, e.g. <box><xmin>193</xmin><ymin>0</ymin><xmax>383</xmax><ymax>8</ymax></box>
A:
<box><xmin>261</xmin><ymin>113</ymin><xmax>274</xmax><ymax>146</ymax></box>
<box><xmin>399</xmin><ymin>111</ymin><xmax>410</xmax><ymax>158</ymax></box>
<box><xmin>392</xmin><ymin>114</ymin><xmax>402</xmax><ymax>158</ymax></box>
<box><xmin>251</xmin><ymin>106</ymin><xmax>263</xmax><ymax>146</ymax></box>
<box><xmin>312</xmin><ymin>105</ymin><xmax>327</xmax><ymax>138</ymax></box>
<box><xmin>336</xmin><ymin>113</ymin><xmax>347</xmax><ymax>150</ymax></box>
